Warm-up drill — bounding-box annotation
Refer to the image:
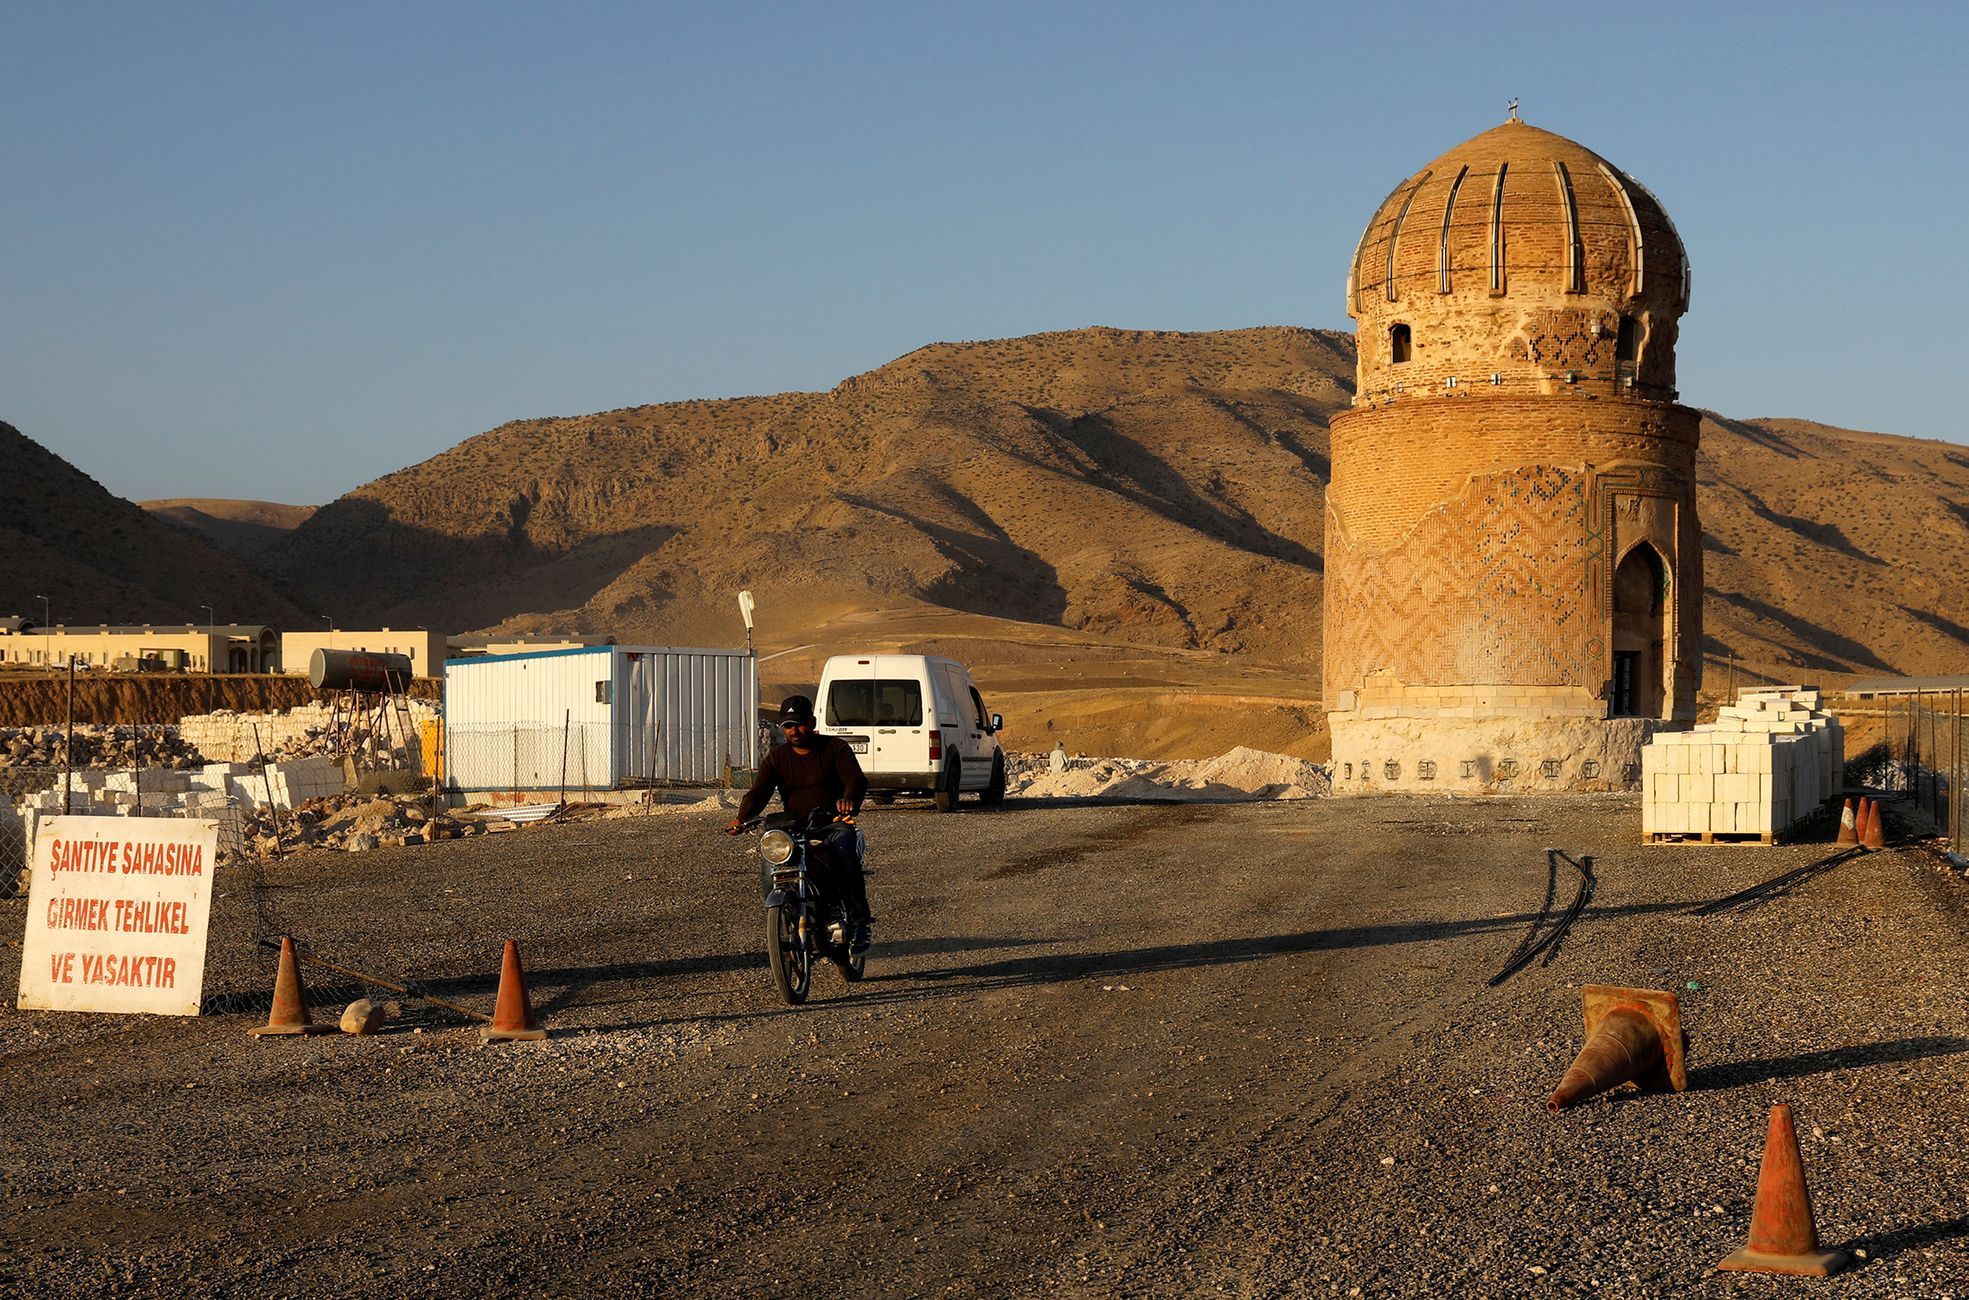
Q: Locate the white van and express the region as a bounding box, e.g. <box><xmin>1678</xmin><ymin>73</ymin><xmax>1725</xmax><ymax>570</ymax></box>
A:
<box><xmin>815</xmin><ymin>654</ymin><xmax>1005</xmax><ymax>811</ymax></box>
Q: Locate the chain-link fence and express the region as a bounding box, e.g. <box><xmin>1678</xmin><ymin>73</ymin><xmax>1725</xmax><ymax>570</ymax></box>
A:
<box><xmin>1839</xmin><ymin>690</ymin><xmax>1965</xmax><ymax>848</ymax></box>
<box><xmin>1</xmin><ymin>722</ymin><xmax>280</xmax><ymax>898</ymax></box>
<box><xmin>440</xmin><ymin>719</ymin><xmax>753</xmax><ymax>796</ymax></box>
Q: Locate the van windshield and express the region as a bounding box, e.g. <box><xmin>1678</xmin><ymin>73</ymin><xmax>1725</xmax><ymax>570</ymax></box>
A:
<box><xmin>827</xmin><ymin>679</ymin><xmax>924</xmax><ymax>727</ymax></box>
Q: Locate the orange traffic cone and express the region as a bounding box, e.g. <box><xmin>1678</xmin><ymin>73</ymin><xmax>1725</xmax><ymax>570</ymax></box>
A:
<box><xmin>1547</xmin><ymin>985</ymin><xmax>1687</xmax><ymax>1111</ymax></box>
<box><xmin>1860</xmin><ymin>798</ymin><xmax>1887</xmax><ymax>851</ymax></box>
<box><xmin>1718</xmin><ymin>1103</ymin><xmax>1848</xmax><ymax>1276</ymax></box>
<box><xmin>480</xmin><ymin>939</ymin><xmax>547</xmax><ymax>1043</ymax></box>
<box><xmin>1852</xmin><ymin>798</ymin><xmax>1873</xmax><ymax>850</ymax></box>
<box><xmin>1834</xmin><ymin>798</ymin><xmax>1858</xmax><ymax>846</ymax></box>
<box><xmin>249</xmin><ymin>936</ymin><xmax>331</xmax><ymax>1037</ymax></box>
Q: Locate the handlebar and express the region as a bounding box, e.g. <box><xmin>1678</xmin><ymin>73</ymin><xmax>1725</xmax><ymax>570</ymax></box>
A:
<box><xmin>724</xmin><ymin>810</ymin><xmax>858</xmax><ymax>836</ymax></box>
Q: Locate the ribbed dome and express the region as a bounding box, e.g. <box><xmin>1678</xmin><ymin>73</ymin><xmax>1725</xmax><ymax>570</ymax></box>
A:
<box><xmin>1348</xmin><ymin>118</ymin><xmax>1687</xmax><ymax>314</ymax></box>
<box><xmin>1343</xmin><ymin>118</ymin><xmax>1690</xmax><ymax>405</ymax></box>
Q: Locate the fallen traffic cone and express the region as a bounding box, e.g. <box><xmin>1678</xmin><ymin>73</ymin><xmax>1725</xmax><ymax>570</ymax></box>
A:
<box><xmin>1860</xmin><ymin>798</ymin><xmax>1886</xmax><ymax>851</ymax></box>
<box><xmin>480</xmin><ymin>939</ymin><xmax>547</xmax><ymax>1043</ymax></box>
<box><xmin>1547</xmin><ymin>985</ymin><xmax>1687</xmax><ymax>1111</ymax></box>
<box><xmin>1834</xmin><ymin>798</ymin><xmax>1858</xmax><ymax>846</ymax></box>
<box><xmin>248</xmin><ymin>936</ymin><xmax>331</xmax><ymax>1037</ymax></box>
<box><xmin>1718</xmin><ymin>1103</ymin><xmax>1848</xmax><ymax>1276</ymax></box>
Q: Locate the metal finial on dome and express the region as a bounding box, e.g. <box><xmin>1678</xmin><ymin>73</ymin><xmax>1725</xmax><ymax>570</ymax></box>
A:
<box><xmin>1506</xmin><ymin>98</ymin><xmax>1521</xmax><ymax>123</ymax></box>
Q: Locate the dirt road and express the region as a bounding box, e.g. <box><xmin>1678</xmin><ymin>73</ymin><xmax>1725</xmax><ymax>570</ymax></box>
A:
<box><xmin>3</xmin><ymin>796</ymin><xmax>1966</xmax><ymax>1296</ymax></box>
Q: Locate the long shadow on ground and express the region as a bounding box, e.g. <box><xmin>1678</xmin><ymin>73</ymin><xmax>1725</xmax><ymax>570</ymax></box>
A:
<box><xmin>1847</xmin><ymin>1215</ymin><xmax>1969</xmax><ymax>1266</ymax></box>
<box><xmin>1687</xmin><ymin>1036</ymin><xmax>1969</xmax><ymax>1091</ymax></box>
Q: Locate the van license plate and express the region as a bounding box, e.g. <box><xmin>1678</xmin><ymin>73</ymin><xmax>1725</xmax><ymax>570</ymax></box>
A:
<box><xmin>849</xmin><ymin>741</ymin><xmax>868</xmax><ymax>754</ymax></box>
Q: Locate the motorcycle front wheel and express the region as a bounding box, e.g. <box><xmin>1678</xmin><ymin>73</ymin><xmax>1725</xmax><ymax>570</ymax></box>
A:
<box><xmin>766</xmin><ymin>903</ymin><xmax>811</xmax><ymax>1005</ymax></box>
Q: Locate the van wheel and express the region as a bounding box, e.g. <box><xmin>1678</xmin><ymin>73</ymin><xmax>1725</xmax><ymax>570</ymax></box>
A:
<box><xmin>933</xmin><ymin>763</ymin><xmax>959</xmax><ymax>813</ymax></box>
<box><xmin>980</xmin><ymin>754</ymin><xmax>1006</xmax><ymax>806</ymax></box>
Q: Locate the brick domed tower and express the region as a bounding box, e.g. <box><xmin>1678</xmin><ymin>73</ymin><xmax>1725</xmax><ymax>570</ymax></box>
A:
<box><xmin>1325</xmin><ymin>114</ymin><xmax>1700</xmax><ymax>793</ymax></box>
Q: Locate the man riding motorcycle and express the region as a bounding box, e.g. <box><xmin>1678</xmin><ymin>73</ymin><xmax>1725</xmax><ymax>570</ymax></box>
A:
<box><xmin>727</xmin><ymin>694</ymin><xmax>873</xmax><ymax>953</ymax></box>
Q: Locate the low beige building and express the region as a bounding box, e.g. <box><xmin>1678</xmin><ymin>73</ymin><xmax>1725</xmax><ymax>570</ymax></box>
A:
<box><xmin>0</xmin><ymin>623</ymin><xmax>279</xmax><ymax>672</ymax></box>
<box><xmin>280</xmin><ymin>629</ymin><xmax>448</xmax><ymax>679</ymax></box>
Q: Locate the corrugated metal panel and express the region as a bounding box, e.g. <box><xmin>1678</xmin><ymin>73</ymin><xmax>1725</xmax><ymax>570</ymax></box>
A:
<box><xmin>1843</xmin><ymin>676</ymin><xmax>1969</xmax><ymax>698</ymax></box>
<box><xmin>443</xmin><ymin>645</ymin><xmax>754</xmax><ymax>792</ymax></box>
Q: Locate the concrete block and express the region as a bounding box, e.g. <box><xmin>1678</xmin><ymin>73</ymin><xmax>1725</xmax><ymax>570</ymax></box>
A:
<box><xmin>1688</xmin><ymin>803</ymin><xmax>1711</xmax><ymax>833</ymax></box>
<box><xmin>1713</xmin><ymin>802</ymin><xmax>1737</xmax><ymax>834</ymax></box>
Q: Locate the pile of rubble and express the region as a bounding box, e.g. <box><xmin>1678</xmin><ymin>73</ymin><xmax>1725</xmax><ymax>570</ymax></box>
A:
<box><xmin>0</xmin><ymin>725</ymin><xmax>202</xmax><ymax>771</ymax></box>
<box><xmin>1008</xmin><ymin>745</ymin><xmax>1331</xmax><ymax>802</ymax></box>
<box><xmin>240</xmin><ymin>794</ymin><xmax>493</xmax><ymax>855</ymax></box>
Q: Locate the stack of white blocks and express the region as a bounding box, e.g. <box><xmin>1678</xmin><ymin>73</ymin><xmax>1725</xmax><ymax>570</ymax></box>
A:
<box><xmin>178</xmin><ymin>756</ymin><xmax>344</xmax><ymax>811</ymax></box>
<box><xmin>8</xmin><ymin>755</ymin><xmax>347</xmax><ymax>825</ymax></box>
<box><xmin>1642</xmin><ymin>687</ymin><xmax>1843</xmax><ymax>838</ymax></box>
<box><xmin>256</xmin><ymin>756</ymin><xmax>345</xmax><ymax>808</ymax></box>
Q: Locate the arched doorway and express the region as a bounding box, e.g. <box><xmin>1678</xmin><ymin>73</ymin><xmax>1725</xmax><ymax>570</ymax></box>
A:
<box><xmin>1610</xmin><ymin>544</ymin><xmax>1667</xmax><ymax>718</ymax></box>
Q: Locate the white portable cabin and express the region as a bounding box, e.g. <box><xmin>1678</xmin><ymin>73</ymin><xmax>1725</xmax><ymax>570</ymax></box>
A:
<box><xmin>442</xmin><ymin>645</ymin><xmax>757</xmax><ymax>792</ymax></box>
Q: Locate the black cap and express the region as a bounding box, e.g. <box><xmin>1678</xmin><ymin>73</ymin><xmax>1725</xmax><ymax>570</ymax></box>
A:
<box><xmin>778</xmin><ymin>694</ymin><xmax>817</xmax><ymax>725</ymax></box>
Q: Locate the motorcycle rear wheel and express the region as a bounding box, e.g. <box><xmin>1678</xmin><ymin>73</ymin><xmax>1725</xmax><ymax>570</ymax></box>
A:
<box><xmin>833</xmin><ymin>948</ymin><xmax>866</xmax><ymax>981</ymax></box>
<box><xmin>766</xmin><ymin>904</ymin><xmax>811</xmax><ymax>1004</ymax></box>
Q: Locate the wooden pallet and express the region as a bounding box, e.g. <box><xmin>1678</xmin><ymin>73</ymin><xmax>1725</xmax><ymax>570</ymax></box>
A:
<box><xmin>1645</xmin><ymin>831</ymin><xmax>1777</xmax><ymax>846</ymax></box>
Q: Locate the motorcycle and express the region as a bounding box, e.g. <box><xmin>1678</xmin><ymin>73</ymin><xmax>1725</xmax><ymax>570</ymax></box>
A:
<box><xmin>740</xmin><ymin>809</ymin><xmax>867</xmax><ymax>1004</ymax></box>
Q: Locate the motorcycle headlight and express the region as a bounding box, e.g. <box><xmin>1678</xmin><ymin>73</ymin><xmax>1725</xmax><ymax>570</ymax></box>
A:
<box><xmin>760</xmin><ymin>829</ymin><xmax>795</xmax><ymax>865</ymax></box>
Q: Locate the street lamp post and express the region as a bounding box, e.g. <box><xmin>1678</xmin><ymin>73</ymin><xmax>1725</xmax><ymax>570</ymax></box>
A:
<box><xmin>32</xmin><ymin>596</ymin><xmax>50</xmax><ymax>669</ymax></box>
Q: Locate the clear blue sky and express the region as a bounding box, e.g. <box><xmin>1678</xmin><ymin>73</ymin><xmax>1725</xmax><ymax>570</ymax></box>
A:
<box><xmin>3</xmin><ymin>2</ymin><xmax>1962</xmax><ymax>503</ymax></box>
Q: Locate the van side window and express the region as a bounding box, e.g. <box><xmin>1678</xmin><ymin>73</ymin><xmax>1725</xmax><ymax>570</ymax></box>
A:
<box><xmin>967</xmin><ymin>685</ymin><xmax>988</xmax><ymax>730</ymax></box>
<box><xmin>933</xmin><ymin>667</ymin><xmax>964</xmax><ymax>722</ymax></box>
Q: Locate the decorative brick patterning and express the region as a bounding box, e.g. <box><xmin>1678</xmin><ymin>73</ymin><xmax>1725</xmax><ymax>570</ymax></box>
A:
<box><xmin>1327</xmin><ymin>465</ymin><xmax>1596</xmax><ymax>690</ymax></box>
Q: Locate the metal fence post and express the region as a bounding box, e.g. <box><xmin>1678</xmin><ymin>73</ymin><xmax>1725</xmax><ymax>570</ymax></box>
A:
<box><xmin>559</xmin><ymin>710</ymin><xmax>571</xmax><ymax>806</ymax></box>
<box><xmin>252</xmin><ymin>722</ymin><xmax>283</xmax><ymax>859</ymax></box>
<box><xmin>63</xmin><ymin>660</ymin><xmax>74</xmax><ymax>816</ymax></box>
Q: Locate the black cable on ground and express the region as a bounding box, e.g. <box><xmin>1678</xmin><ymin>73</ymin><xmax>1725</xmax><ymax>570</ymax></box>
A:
<box><xmin>1487</xmin><ymin>848</ymin><xmax>1596</xmax><ymax>988</ymax></box>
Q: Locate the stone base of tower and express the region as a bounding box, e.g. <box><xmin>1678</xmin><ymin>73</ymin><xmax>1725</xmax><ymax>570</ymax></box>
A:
<box><xmin>1328</xmin><ymin>713</ymin><xmax>1673</xmax><ymax>796</ymax></box>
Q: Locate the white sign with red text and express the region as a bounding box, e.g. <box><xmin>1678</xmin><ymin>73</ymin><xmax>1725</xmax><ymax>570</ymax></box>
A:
<box><xmin>17</xmin><ymin>815</ymin><xmax>218</xmax><ymax>1015</ymax></box>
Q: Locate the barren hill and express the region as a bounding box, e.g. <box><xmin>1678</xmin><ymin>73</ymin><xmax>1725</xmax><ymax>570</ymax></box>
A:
<box><xmin>261</xmin><ymin>327</ymin><xmax>1969</xmax><ymax>750</ymax></box>
<box><xmin>267</xmin><ymin>327</ymin><xmax>1355</xmax><ymax>663</ymax></box>
<box><xmin>0</xmin><ymin>420</ymin><xmax>308</xmax><ymax>628</ymax></box>
<box><xmin>140</xmin><ymin>498</ymin><xmax>317</xmax><ymax>561</ymax></box>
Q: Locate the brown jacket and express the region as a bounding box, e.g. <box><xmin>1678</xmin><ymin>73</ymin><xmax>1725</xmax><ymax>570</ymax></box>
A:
<box><xmin>737</xmin><ymin>735</ymin><xmax>868</xmax><ymax>822</ymax></box>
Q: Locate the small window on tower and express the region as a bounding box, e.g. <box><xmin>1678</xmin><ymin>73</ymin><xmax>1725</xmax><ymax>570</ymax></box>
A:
<box><xmin>1389</xmin><ymin>323</ymin><xmax>1412</xmax><ymax>364</ymax></box>
<box><xmin>1616</xmin><ymin>315</ymin><xmax>1640</xmax><ymax>362</ymax></box>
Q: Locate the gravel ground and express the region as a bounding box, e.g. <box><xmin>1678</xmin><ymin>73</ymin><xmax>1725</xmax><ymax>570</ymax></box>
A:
<box><xmin>1</xmin><ymin>793</ymin><xmax>1965</xmax><ymax>1297</ymax></box>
